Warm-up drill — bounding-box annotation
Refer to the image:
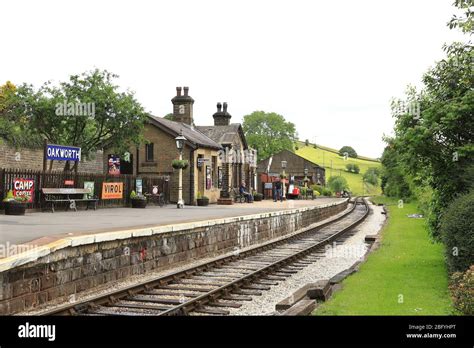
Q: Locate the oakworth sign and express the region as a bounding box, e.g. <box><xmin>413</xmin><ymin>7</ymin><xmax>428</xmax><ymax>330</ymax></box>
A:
<box><xmin>46</xmin><ymin>144</ymin><xmax>81</xmax><ymax>162</ymax></box>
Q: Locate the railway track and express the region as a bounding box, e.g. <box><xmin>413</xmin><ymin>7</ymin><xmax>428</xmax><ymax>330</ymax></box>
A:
<box><xmin>42</xmin><ymin>197</ymin><xmax>369</xmax><ymax>316</ymax></box>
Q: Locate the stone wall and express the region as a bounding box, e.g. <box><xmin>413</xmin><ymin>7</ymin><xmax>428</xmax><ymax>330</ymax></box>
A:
<box><xmin>0</xmin><ymin>200</ymin><xmax>348</xmax><ymax>315</ymax></box>
<box><xmin>0</xmin><ymin>144</ymin><xmax>104</xmax><ymax>173</ymax></box>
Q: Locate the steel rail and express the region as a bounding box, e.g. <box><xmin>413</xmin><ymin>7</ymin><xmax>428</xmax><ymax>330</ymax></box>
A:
<box><xmin>40</xmin><ymin>198</ymin><xmax>366</xmax><ymax>316</ymax></box>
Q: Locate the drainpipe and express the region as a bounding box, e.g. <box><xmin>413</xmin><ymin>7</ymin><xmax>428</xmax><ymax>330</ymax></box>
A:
<box><xmin>189</xmin><ymin>147</ymin><xmax>196</xmax><ymax>205</ymax></box>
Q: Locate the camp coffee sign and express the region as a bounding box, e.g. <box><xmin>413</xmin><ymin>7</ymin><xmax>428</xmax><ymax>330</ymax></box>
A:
<box><xmin>13</xmin><ymin>178</ymin><xmax>34</xmax><ymax>203</ymax></box>
<box><xmin>46</xmin><ymin>144</ymin><xmax>81</xmax><ymax>161</ymax></box>
<box><xmin>101</xmin><ymin>182</ymin><xmax>123</xmax><ymax>199</ymax></box>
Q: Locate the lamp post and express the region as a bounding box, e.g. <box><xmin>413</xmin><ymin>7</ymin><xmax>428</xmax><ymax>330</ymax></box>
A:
<box><xmin>175</xmin><ymin>130</ymin><xmax>187</xmax><ymax>209</ymax></box>
<box><xmin>281</xmin><ymin>160</ymin><xmax>287</xmax><ymax>199</ymax></box>
<box><xmin>220</xmin><ymin>142</ymin><xmax>232</xmax><ymax>200</ymax></box>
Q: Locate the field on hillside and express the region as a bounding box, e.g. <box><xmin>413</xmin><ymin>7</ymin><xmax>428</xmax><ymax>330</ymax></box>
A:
<box><xmin>295</xmin><ymin>142</ymin><xmax>382</xmax><ymax>196</ymax></box>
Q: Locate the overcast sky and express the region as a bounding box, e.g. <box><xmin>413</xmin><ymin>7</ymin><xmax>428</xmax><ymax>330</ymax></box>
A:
<box><xmin>1</xmin><ymin>0</ymin><xmax>466</xmax><ymax>158</ymax></box>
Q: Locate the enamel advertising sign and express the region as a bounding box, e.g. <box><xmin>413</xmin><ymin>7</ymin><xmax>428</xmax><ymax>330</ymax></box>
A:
<box><xmin>13</xmin><ymin>178</ymin><xmax>34</xmax><ymax>203</ymax></box>
<box><xmin>46</xmin><ymin>144</ymin><xmax>81</xmax><ymax>162</ymax></box>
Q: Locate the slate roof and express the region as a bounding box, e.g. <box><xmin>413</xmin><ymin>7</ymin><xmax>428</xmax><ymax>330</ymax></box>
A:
<box><xmin>147</xmin><ymin>115</ymin><xmax>222</xmax><ymax>150</ymax></box>
<box><xmin>257</xmin><ymin>149</ymin><xmax>325</xmax><ymax>173</ymax></box>
<box><xmin>196</xmin><ymin>124</ymin><xmax>248</xmax><ymax>149</ymax></box>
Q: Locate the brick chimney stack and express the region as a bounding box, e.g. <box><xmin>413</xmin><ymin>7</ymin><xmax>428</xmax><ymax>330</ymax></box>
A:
<box><xmin>171</xmin><ymin>86</ymin><xmax>194</xmax><ymax>125</ymax></box>
<box><xmin>213</xmin><ymin>101</ymin><xmax>231</xmax><ymax>126</ymax></box>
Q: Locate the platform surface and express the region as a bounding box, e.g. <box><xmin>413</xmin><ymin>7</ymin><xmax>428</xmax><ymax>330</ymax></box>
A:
<box><xmin>0</xmin><ymin>198</ymin><xmax>342</xmax><ymax>248</ymax></box>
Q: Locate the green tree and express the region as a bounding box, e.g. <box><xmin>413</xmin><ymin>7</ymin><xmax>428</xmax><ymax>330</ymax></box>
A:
<box><xmin>380</xmin><ymin>143</ymin><xmax>412</xmax><ymax>199</ymax></box>
<box><xmin>0</xmin><ymin>81</ymin><xmax>43</xmax><ymax>147</ymax></box>
<box><xmin>386</xmin><ymin>0</ymin><xmax>474</xmax><ymax>237</ymax></box>
<box><xmin>5</xmin><ymin>70</ymin><xmax>147</xmax><ymax>171</ymax></box>
<box><xmin>339</xmin><ymin>146</ymin><xmax>357</xmax><ymax>158</ymax></box>
<box><xmin>305</xmin><ymin>139</ymin><xmax>309</xmax><ymax>146</ymax></box>
<box><xmin>164</xmin><ymin>113</ymin><xmax>174</xmax><ymax>121</ymax></box>
<box><xmin>345</xmin><ymin>163</ymin><xmax>360</xmax><ymax>174</ymax></box>
<box><xmin>363</xmin><ymin>168</ymin><xmax>379</xmax><ymax>186</ymax></box>
<box><xmin>242</xmin><ymin>111</ymin><xmax>297</xmax><ymax>160</ymax></box>
<box><xmin>328</xmin><ymin>176</ymin><xmax>348</xmax><ymax>193</ymax></box>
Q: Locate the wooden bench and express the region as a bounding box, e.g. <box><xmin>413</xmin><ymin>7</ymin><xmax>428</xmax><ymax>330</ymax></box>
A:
<box><xmin>144</xmin><ymin>192</ymin><xmax>166</xmax><ymax>207</ymax></box>
<box><xmin>42</xmin><ymin>188</ymin><xmax>99</xmax><ymax>213</ymax></box>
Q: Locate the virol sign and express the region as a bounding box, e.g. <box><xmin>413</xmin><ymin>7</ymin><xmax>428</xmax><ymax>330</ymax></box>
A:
<box><xmin>101</xmin><ymin>182</ymin><xmax>123</xmax><ymax>199</ymax></box>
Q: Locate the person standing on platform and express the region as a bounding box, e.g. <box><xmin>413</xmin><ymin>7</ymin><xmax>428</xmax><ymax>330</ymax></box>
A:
<box><xmin>274</xmin><ymin>179</ymin><xmax>283</xmax><ymax>202</ymax></box>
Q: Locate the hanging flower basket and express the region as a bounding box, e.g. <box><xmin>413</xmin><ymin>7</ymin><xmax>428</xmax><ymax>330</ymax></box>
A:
<box><xmin>172</xmin><ymin>159</ymin><xmax>189</xmax><ymax>170</ymax></box>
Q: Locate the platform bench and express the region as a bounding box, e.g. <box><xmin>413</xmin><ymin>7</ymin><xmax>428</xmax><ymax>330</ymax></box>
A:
<box><xmin>42</xmin><ymin>188</ymin><xmax>99</xmax><ymax>213</ymax></box>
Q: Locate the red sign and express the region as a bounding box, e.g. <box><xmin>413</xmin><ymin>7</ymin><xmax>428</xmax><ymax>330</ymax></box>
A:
<box><xmin>13</xmin><ymin>178</ymin><xmax>34</xmax><ymax>203</ymax></box>
<box><xmin>64</xmin><ymin>180</ymin><xmax>74</xmax><ymax>186</ymax></box>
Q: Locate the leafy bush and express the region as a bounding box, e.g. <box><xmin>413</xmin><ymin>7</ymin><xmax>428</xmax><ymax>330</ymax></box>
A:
<box><xmin>363</xmin><ymin>167</ymin><xmax>379</xmax><ymax>186</ymax></box>
<box><xmin>449</xmin><ymin>266</ymin><xmax>473</xmax><ymax>315</ymax></box>
<box><xmin>322</xmin><ymin>188</ymin><xmax>332</xmax><ymax>196</ymax></box>
<box><xmin>339</xmin><ymin>146</ymin><xmax>357</xmax><ymax>158</ymax></box>
<box><xmin>439</xmin><ymin>190</ymin><xmax>474</xmax><ymax>272</ymax></box>
<box><xmin>197</xmin><ymin>192</ymin><xmax>209</xmax><ymax>200</ymax></box>
<box><xmin>310</xmin><ymin>185</ymin><xmax>323</xmax><ymax>194</ymax></box>
<box><xmin>314</xmin><ymin>190</ymin><xmax>321</xmax><ymax>197</ymax></box>
<box><xmin>345</xmin><ymin>163</ymin><xmax>360</xmax><ymax>174</ymax></box>
<box><xmin>328</xmin><ymin>176</ymin><xmax>348</xmax><ymax>193</ymax></box>
<box><xmin>300</xmin><ymin>187</ymin><xmax>307</xmax><ymax>196</ymax></box>
<box><xmin>3</xmin><ymin>190</ymin><xmax>15</xmax><ymax>202</ymax></box>
<box><xmin>130</xmin><ymin>190</ymin><xmax>146</xmax><ymax>200</ymax></box>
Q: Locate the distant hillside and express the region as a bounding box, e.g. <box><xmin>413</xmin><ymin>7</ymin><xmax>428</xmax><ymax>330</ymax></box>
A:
<box><xmin>295</xmin><ymin>141</ymin><xmax>382</xmax><ymax>196</ymax></box>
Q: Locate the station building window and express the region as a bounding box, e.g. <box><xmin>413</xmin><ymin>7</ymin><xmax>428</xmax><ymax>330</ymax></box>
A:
<box><xmin>145</xmin><ymin>143</ymin><xmax>154</xmax><ymax>162</ymax></box>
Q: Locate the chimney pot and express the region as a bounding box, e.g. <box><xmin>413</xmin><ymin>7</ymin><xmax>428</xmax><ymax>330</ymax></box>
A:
<box><xmin>217</xmin><ymin>102</ymin><xmax>222</xmax><ymax>112</ymax></box>
<box><xmin>176</xmin><ymin>87</ymin><xmax>182</xmax><ymax>96</ymax></box>
<box><xmin>223</xmin><ymin>102</ymin><xmax>228</xmax><ymax>112</ymax></box>
<box><xmin>183</xmin><ymin>86</ymin><xmax>189</xmax><ymax>96</ymax></box>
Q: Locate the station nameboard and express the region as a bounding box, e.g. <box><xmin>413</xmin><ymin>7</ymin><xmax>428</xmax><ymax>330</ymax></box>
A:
<box><xmin>46</xmin><ymin>144</ymin><xmax>81</xmax><ymax>161</ymax></box>
<box><xmin>101</xmin><ymin>182</ymin><xmax>123</xmax><ymax>199</ymax></box>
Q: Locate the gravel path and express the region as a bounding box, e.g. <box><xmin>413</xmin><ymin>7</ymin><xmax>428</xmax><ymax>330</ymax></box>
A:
<box><xmin>227</xmin><ymin>201</ymin><xmax>386</xmax><ymax>315</ymax></box>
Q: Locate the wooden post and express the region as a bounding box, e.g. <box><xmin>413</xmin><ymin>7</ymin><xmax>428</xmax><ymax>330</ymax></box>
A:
<box><xmin>43</xmin><ymin>140</ymin><xmax>48</xmax><ymax>172</ymax></box>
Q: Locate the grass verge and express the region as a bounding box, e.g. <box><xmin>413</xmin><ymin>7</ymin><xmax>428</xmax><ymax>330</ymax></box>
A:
<box><xmin>315</xmin><ymin>196</ymin><xmax>453</xmax><ymax>315</ymax></box>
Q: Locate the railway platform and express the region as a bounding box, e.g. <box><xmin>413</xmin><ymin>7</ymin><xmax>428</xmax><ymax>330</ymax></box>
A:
<box><xmin>0</xmin><ymin>197</ymin><xmax>348</xmax><ymax>315</ymax></box>
<box><xmin>0</xmin><ymin>198</ymin><xmax>342</xmax><ymax>251</ymax></box>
